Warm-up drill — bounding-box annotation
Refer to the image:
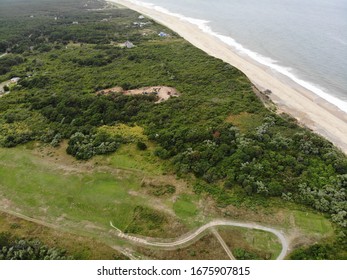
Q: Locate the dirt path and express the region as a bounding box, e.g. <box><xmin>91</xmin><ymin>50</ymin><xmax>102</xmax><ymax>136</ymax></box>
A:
<box><xmin>0</xmin><ymin>207</ymin><xmax>288</xmax><ymax>259</ymax></box>
<box><xmin>0</xmin><ymin>207</ymin><xmax>61</xmax><ymax>230</ymax></box>
<box><xmin>211</xmin><ymin>227</ymin><xmax>236</xmax><ymax>260</ymax></box>
<box><xmin>110</xmin><ymin>219</ymin><xmax>289</xmax><ymax>260</ymax></box>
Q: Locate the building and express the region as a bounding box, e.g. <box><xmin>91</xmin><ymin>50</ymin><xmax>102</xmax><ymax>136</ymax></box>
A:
<box><xmin>158</xmin><ymin>32</ymin><xmax>168</xmax><ymax>37</ymax></box>
<box><xmin>123</xmin><ymin>41</ymin><xmax>135</xmax><ymax>49</ymax></box>
<box><xmin>10</xmin><ymin>77</ymin><xmax>20</xmax><ymax>83</ymax></box>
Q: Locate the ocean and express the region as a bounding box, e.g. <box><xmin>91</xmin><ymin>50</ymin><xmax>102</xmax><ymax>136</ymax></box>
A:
<box><xmin>125</xmin><ymin>0</ymin><xmax>347</xmax><ymax>113</ymax></box>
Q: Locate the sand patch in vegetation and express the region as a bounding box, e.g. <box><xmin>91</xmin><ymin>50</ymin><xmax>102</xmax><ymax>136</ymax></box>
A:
<box><xmin>97</xmin><ymin>86</ymin><xmax>180</xmax><ymax>103</ymax></box>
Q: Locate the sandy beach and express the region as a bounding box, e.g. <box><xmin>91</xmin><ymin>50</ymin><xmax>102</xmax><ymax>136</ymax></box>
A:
<box><xmin>108</xmin><ymin>0</ymin><xmax>347</xmax><ymax>154</ymax></box>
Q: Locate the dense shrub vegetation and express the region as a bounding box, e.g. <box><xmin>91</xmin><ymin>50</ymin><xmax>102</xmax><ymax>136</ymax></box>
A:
<box><xmin>0</xmin><ymin>232</ymin><xmax>71</xmax><ymax>260</ymax></box>
<box><xmin>289</xmin><ymin>228</ymin><xmax>347</xmax><ymax>260</ymax></box>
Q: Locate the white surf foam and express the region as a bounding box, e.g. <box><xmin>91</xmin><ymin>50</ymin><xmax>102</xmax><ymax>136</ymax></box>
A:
<box><xmin>115</xmin><ymin>0</ymin><xmax>347</xmax><ymax>113</ymax></box>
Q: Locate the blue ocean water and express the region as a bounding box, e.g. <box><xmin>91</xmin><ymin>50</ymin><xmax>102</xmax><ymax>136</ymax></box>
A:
<box><xmin>127</xmin><ymin>0</ymin><xmax>347</xmax><ymax>112</ymax></box>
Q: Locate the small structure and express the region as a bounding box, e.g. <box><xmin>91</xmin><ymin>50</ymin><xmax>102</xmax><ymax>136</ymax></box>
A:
<box><xmin>158</xmin><ymin>32</ymin><xmax>168</xmax><ymax>37</ymax></box>
<box><xmin>123</xmin><ymin>41</ymin><xmax>135</xmax><ymax>49</ymax></box>
<box><xmin>10</xmin><ymin>77</ymin><xmax>20</xmax><ymax>83</ymax></box>
<box><xmin>138</xmin><ymin>15</ymin><xmax>145</xmax><ymax>19</ymax></box>
<box><xmin>72</xmin><ymin>21</ymin><xmax>79</xmax><ymax>25</ymax></box>
<box><xmin>133</xmin><ymin>21</ymin><xmax>150</xmax><ymax>28</ymax></box>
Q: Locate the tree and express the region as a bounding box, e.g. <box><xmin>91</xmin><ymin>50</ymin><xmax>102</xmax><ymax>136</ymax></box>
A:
<box><xmin>137</xmin><ymin>141</ymin><xmax>147</xmax><ymax>151</ymax></box>
<box><xmin>0</xmin><ymin>40</ymin><xmax>8</xmax><ymax>53</ymax></box>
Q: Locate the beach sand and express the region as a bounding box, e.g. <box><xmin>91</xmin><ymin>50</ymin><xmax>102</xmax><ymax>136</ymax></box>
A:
<box><xmin>109</xmin><ymin>0</ymin><xmax>347</xmax><ymax>154</ymax></box>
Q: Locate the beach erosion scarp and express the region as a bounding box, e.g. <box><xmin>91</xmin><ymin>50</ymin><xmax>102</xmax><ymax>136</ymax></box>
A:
<box><xmin>108</xmin><ymin>0</ymin><xmax>347</xmax><ymax>155</ymax></box>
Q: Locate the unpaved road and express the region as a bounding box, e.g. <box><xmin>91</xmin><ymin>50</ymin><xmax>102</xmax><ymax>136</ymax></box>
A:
<box><xmin>110</xmin><ymin>219</ymin><xmax>289</xmax><ymax>260</ymax></box>
<box><xmin>0</xmin><ymin>208</ymin><xmax>288</xmax><ymax>259</ymax></box>
<box><xmin>211</xmin><ymin>227</ymin><xmax>236</xmax><ymax>260</ymax></box>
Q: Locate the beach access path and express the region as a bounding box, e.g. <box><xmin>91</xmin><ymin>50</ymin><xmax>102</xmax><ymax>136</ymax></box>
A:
<box><xmin>109</xmin><ymin>0</ymin><xmax>347</xmax><ymax>155</ymax></box>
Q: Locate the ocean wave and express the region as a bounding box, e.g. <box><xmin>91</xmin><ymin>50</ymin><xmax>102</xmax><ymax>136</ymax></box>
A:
<box><xmin>122</xmin><ymin>0</ymin><xmax>347</xmax><ymax>113</ymax></box>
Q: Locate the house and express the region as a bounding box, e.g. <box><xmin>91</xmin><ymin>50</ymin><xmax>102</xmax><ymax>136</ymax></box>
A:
<box><xmin>158</xmin><ymin>32</ymin><xmax>168</xmax><ymax>37</ymax></box>
<box><xmin>10</xmin><ymin>77</ymin><xmax>20</xmax><ymax>83</ymax></box>
<box><xmin>123</xmin><ymin>41</ymin><xmax>135</xmax><ymax>49</ymax></box>
<box><xmin>133</xmin><ymin>21</ymin><xmax>149</xmax><ymax>28</ymax></box>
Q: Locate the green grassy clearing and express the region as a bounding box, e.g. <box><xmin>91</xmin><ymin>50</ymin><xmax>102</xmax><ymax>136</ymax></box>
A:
<box><xmin>173</xmin><ymin>194</ymin><xmax>198</xmax><ymax>221</ymax></box>
<box><xmin>0</xmin><ymin>144</ymin><xmax>177</xmax><ymax>238</ymax></box>
<box><xmin>226</xmin><ymin>112</ymin><xmax>264</xmax><ymax>133</ymax></box>
<box><xmin>218</xmin><ymin>227</ymin><xmax>282</xmax><ymax>260</ymax></box>
<box><xmin>293</xmin><ymin>210</ymin><xmax>333</xmax><ymax>236</ymax></box>
<box><xmin>101</xmin><ymin>143</ymin><xmax>167</xmax><ymax>175</ymax></box>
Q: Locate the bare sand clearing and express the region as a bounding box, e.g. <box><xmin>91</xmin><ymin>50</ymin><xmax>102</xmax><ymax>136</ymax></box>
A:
<box><xmin>97</xmin><ymin>86</ymin><xmax>179</xmax><ymax>103</ymax></box>
<box><xmin>124</xmin><ymin>86</ymin><xmax>179</xmax><ymax>103</ymax></box>
<box><xmin>108</xmin><ymin>0</ymin><xmax>347</xmax><ymax>154</ymax></box>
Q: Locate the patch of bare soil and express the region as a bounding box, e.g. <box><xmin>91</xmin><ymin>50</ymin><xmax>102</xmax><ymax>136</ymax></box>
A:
<box><xmin>97</xmin><ymin>86</ymin><xmax>180</xmax><ymax>103</ymax></box>
<box><xmin>140</xmin><ymin>175</ymin><xmax>189</xmax><ymax>196</ymax></box>
<box><xmin>0</xmin><ymin>197</ymin><xmax>13</xmax><ymax>210</ymax></box>
<box><xmin>31</xmin><ymin>141</ymin><xmax>93</xmax><ymax>174</ymax></box>
<box><xmin>128</xmin><ymin>190</ymin><xmax>176</xmax><ymax>216</ymax></box>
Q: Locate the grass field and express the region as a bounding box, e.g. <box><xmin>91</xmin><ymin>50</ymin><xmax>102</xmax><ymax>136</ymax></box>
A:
<box><xmin>292</xmin><ymin>210</ymin><xmax>333</xmax><ymax>236</ymax></box>
<box><xmin>0</xmin><ymin>143</ymin><xmax>185</xmax><ymax>242</ymax></box>
<box><xmin>104</xmin><ymin>143</ymin><xmax>166</xmax><ymax>175</ymax></box>
<box><xmin>0</xmin><ymin>143</ymin><xmax>337</xmax><ymax>259</ymax></box>
<box><xmin>173</xmin><ymin>194</ymin><xmax>198</xmax><ymax>221</ymax></box>
<box><xmin>218</xmin><ymin>227</ymin><xmax>282</xmax><ymax>260</ymax></box>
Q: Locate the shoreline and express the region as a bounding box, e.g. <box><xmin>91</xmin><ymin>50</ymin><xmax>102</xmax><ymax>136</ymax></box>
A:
<box><xmin>108</xmin><ymin>0</ymin><xmax>347</xmax><ymax>154</ymax></box>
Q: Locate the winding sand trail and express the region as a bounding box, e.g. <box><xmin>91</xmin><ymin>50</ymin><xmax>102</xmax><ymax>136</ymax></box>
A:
<box><xmin>211</xmin><ymin>227</ymin><xmax>236</xmax><ymax>260</ymax></box>
<box><xmin>0</xmin><ymin>207</ymin><xmax>288</xmax><ymax>259</ymax></box>
<box><xmin>110</xmin><ymin>220</ymin><xmax>289</xmax><ymax>260</ymax></box>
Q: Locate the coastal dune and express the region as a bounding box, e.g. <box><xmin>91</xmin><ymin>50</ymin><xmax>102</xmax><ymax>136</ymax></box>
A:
<box><xmin>109</xmin><ymin>0</ymin><xmax>347</xmax><ymax>154</ymax></box>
